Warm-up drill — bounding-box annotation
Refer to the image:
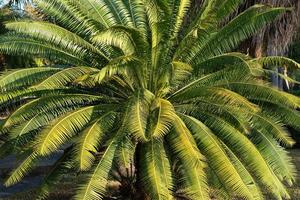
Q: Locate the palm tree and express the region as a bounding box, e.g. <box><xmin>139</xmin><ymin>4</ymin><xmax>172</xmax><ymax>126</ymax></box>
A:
<box><xmin>238</xmin><ymin>0</ymin><xmax>300</xmax><ymax>90</ymax></box>
<box><xmin>0</xmin><ymin>0</ymin><xmax>300</xmax><ymax>199</ymax></box>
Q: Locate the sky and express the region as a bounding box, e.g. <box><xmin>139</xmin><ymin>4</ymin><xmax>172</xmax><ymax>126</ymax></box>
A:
<box><xmin>0</xmin><ymin>0</ymin><xmax>9</xmax><ymax>7</ymax></box>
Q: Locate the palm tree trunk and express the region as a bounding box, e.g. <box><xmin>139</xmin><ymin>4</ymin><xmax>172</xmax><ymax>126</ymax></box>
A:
<box><xmin>243</xmin><ymin>0</ymin><xmax>300</xmax><ymax>90</ymax></box>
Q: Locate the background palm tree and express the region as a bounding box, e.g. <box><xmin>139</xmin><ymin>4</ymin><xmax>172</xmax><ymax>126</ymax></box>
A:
<box><xmin>240</xmin><ymin>0</ymin><xmax>300</xmax><ymax>90</ymax></box>
<box><xmin>0</xmin><ymin>0</ymin><xmax>300</xmax><ymax>199</ymax></box>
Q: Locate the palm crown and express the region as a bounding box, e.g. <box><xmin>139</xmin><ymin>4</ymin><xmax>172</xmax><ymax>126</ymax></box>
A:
<box><xmin>0</xmin><ymin>0</ymin><xmax>300</xmax><ymax>199</ymax></box>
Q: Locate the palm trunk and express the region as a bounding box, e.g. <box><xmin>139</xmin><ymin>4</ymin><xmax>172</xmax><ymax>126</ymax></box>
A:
<box><xmin>241</xmin><ymin>0</ymin><xmax>300</xmax><ymax>90</ymax></box>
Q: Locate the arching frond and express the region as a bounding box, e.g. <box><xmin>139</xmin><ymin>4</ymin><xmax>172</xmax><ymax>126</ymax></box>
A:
<box><xmin>123</xmin><ymin>0</ymin><xmax>147</xmax><ymax>35</ymax></box>
<box><xmin>172</xmin><ymin>0</ymin><xmax>192</xmax><ymax>37</ymax></box>
<box><xmin>150</xmin><ymin>98</ymin><xmax>175</xmax><ymax>139</ymax></box>
<box><xmin>0</xmin><ymin>88</ymin><xmax>75</xmax><ymax>107</ymax></box>
<box><xmin>115</xmin><ymin>135</ymin><xmax>136</xmax><ymax>169</ymax></box>
<box><xmin>252</xmin><ymin>56</ymin><xmax>300</xmax><ymax>69</ymax></box>
<box><xmin>74</xmin><ymin>0</ymin><xmax>117</xmax><ymax>28</ymax></box>
<box><xmin>168</xmin><ymin>115</ymin><xmax>204</xmax><ymax>170</ymax></box>
<box><xmin>33</xmin><ymin>0</ymin><xmax>101</xmax><ymax>36</ymax></box>
<box><xmin>4</xmin><ymin>94</ymin><xmax>102</xmax><ymax>128</ymax></box>
<box><xmin>193</xmin><ymin>53</ymin><xmax>250</xmax><ymax>75</ymax></box>
<box><xmin>260</xmin><ymin>103</ymin><xmax>300</xmax><ymax>130</ymax></box>
<box><xmin>142</xmin><ymin>0</ymin><xmax>169</xmax><ymax>48</ymax></box>
<box><xmin>35</xmin><ymin>105</ymin><xmax>103</xmax><ymax>156</ymax></box>
<box><xmin>92</xmin><ymin>26</ymin><xmax>148</xmax><ymax>57</ymax></box>
<box><xmin>222</xmin><ymin>82</ymin><xmax>300</xmax><ymax>108</ymax></box>
<box><xmin>4</xmin><ymin>152</ymin><xmax>38</xmax><ymax>187</ymax></box>
<box><xmin>102</xmin><ymin>0</ymin><xmax>134</xmax><ymax>27</ymax></box>
<box><xmin>0</xmin><ymin>35</ymin><xmax>89</xmax><ymax>66</ymax></box>
<box><xmin>170</xmin><ymin>61</ymin><xmax>192</xmax><ymax>86</ymax></box>
<box><xmin>0</xmin><ymin>68</ymin><xmax>60</xmax><ymax>92</ymax></box>
<box><xmin>181</xmin><ymin>115</ymin><xmax>255</xmax><ymax>200</ymax></box>
<box><xmin>220</xmin><ymin>141</ymin><xmax>263</xmax><ymax>200</ymax></box>
<box><xmin>177</xmin><ymin>101</ymin><xmax>250</xmax><ymax>134</ymax></box>
<box><xmin>167</xmin><ymin>115</ymin><xmax>208</xmax><ymax>200</ymax></box>
<box><xmin>126</xmin><ymin>93</ymin><xmax>151</xmax><ymax>141</ymax></box>
<box><xmin>0</xmin><ymin>1</ymin><xmax>298</xmax><ymax>199</ymax></box>
<box><xmin>250</xmin><ymin>113</ymin><xmax>295</xmax><ymax>147</ymax></box>
<box><xmin>92</xmin><ymin>55</ymin><xmax>143</xmax><ymax>88</ymax></box>
<box><xmin>35</xmin><ymin>67</ymin><xmax>98</xmax><ymax>89</ymax></box>
<box><xmin>75</xmin><ymin>133</ymin><xmax>123</xmax><ymax>200</ymax></box>
<box><xmin>197</xmin><ymin>113</ymin><xmax>290</xmax><ymax>199</ymax></box>
<box><xmin>76</xmin><ymin>111</ymin><xmax>118</xmax><ymax>171</ymax></box>
<box><xmin>5</xmin><ymin>21</ymin><xmax>109</xmax><ymax>64</ymax></box>
<box><xmin>251</xmin><ymin>131</ymin><xmax>296</xmax><ymax>186</ymax></box>
<box><xmin>170</xmin><ymin>86</ymin><xmax>258</xmax><ymax>113</ymax></box>
<box><xmin>139</xmin><ymin>139</ymin><xmax>173</xmax><ymax>200</ymax></box>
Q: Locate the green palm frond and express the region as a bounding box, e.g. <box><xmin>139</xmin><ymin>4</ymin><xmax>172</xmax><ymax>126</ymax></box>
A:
<box><xmin>252</xmin><ymin>68</ymin><xmax>300</xmax><ymax>85</ymax></box>
<box><xmin>182</xmin><ymin>115</ymin><xmax>254</xmax><ymax>199</ymax></box>
<box><xmin>123</xmin><ymin>0</ymin><xmax>147</xmax><ymax>33</ymax></box>
<box><xmin>168</xmin><ymin>115</ymin><xmax>204</xmax><ymax>166</ymax></box>
<box><xmin>216</xmin><ymin>0</ymin><xmax>244</xmax><ymax>19</ymax></box>
<box><xmin>126</xmin><ymin>92</ymin><xmax>152</xmax><ymax>141</ymax></box>
<box><xmin>170</xmin><ymin>86</ymin><xmax>258</xmax><ymax>112</ymax></box>
<box><xmin>4</xmin><ymin>94</ymin><xmax>102</xmax><ymax>128</ymax></box>
<box><xmin>0</xmin><ymin>68</ymin><xmax>60</xmax><ymax>92</ymax></box>
<box><xmin>197</xmin><ymin>113</ymin><xmax>291</xmax><ymax>199</ymax></box>
<box><xmin>75</xmin><ymin>0</ymin><xmax>118</xmax><ymax>28</ymax></box>
<box><xmin>33</xmin><ymin>0</ymin><xmax>101</xmax><ymax>36</ymax></box>
<box><xmin>250</xmin><ymin>113</ymin><xmax>295</xmax><ymax>147</ymax></box>
<box><xmin>5</xmin><ymin>21</ymin><xmax>109</xmax><ymax>65</ymax></box>
<box><xmin>222</xmin><ymin>82</ymin><xmax>300</xmax><ymax>108</ymax></box>
<box><xmin>150</xmin><ymin>98</ymin><xmax>175</xmax><ymax>139</ymax></box>
<box><xmin>35</xmin><ymin>67</ymin><xmax>98</xmax><ymax>89</ymax></box>
<box><xmin>139</xmin><ymin>139</ymin><xmax>173</xmax><ymax>200</ymax></box>
<box><xmin>193</xmin><ymin>53</ymin><xmax>250</xmax><ymax>75</ymax></box>
<box><xmin>76</xmin><ymin>111</ymin><xmax>118</xmax><ymax>171</ymax></box>
<box><xmin>35</xmin><ymin>105</ymin><xmax>103</xmax><ymax>156</ymax></box>
<box><xmin>185</xmin><ymin>5</ymin><xmax>288</xmax><ymax>65</ymax></box>
<box><xmin>91</xmin><ymin>55</ymin><xmax>143</xmax><ymax>88</ymax></box>
<box><xmin>75</xmin><ymin>132</ymin><xmax>123</xmax><ymax>200</ymax></box>
<box><xmin>260</xmin><ymin>103</ymin><xmax>300</xmax><ymax>130</ymax></box>
<box><xmin>0</xmin><ymin>88</ymin><xmax>75</xmax><ymax>107</ymax></box>
<box><xmin>103</xmin><ymin>0</ymin><xmax>134</xmax><ymax>27</ymax></box>
<box><xmin>92</xmin><ymin>26</ymin><xmax>148</xmax><ymax>57</ymax></box>
<box><xmin>167</xmin><ymin>115</ymin><xmax>208</xmax><ymax>199</ymax></box>
<box><xmin>251</xmin><ymin>131</ymin><xmax>296</xmax><ymax>185</ymax></box>
<box><xmin>177</xmin><ymin>101</ymin><xmax>251</xmax><ymax>134</ymax></box>
<box><xmin>0</xmin><ymin>35</ymin><xmax>90</xmax><ymax>66</ymax></box>
<box><xmin>4</xmin><ymin>152</ymin><xmax>38</xmax><ymax>187</ymax></box>
<box><xmin>115</xmin><ymin>135</ymin><xmax>135</xmax><ymax>169</ymax></box>
<box><xmin>221</xmin><ymin>141</ymin><xmax>264</xmax><ymax>200</ymax></box>
<box><xmin>170</xmin><ymin>61</ymin><xmax>192</xmax><ymax>86</ymax></box>
<box><xmin>252</xmin><ymin>56</ymin><xmax>300</xmax><ymax>69</ymax></box>
<box><xmin>172</xmin><ymin>0</ymin><xmax>192</xmax><ymax>38</ymax></box>
<box><xmin>8</xmin><ymin>114</ymin><xmax>60</xmax><ymax>147</ymax></box>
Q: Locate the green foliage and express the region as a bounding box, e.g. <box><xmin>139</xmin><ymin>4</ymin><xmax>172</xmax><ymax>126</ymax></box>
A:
<box><xmin>0</xmin><ymin>0</ymin><xmax>299</xmax><ymax>199</ymax></box>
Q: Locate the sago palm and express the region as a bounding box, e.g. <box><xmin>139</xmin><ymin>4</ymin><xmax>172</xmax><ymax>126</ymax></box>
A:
<box><xmin>0</xmin><ymin>0</ymin><xmax>300</xmax><ymax>199</ymax></box>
